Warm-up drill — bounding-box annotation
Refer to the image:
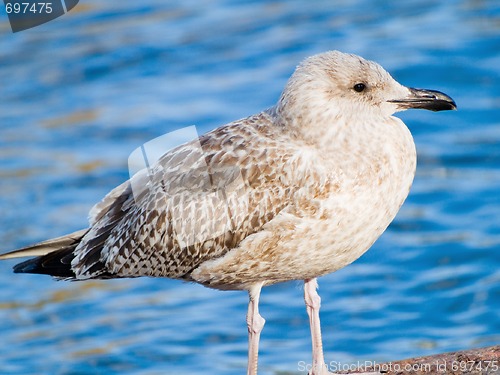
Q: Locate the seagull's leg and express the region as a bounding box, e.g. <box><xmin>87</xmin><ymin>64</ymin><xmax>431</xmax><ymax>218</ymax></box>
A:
<box><xmin>247</xmin><ymin>282</ymin><xmax>266</xmax><ymax>375</ymax></box>
<box><xmin>304</xmin><ymin>278</ymin><xmax>329</xmax><ymax>375</ymax></box>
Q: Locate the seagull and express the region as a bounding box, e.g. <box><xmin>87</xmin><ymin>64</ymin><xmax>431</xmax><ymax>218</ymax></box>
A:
<box><xmin>0</xmin><ymin>51</ymin><xmax>456</xmax><ymax>375</ymax></box>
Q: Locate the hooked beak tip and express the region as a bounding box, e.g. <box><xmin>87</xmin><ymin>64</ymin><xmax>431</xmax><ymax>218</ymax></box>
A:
<box><xmin>389</xmin><ymin>88</ymin><xmax>457</xmax><ymax>112</ymax></box>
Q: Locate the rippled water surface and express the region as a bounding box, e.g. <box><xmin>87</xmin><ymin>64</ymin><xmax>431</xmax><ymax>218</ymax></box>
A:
<box><xmin>0</xmin><ymin>1</ymin><xmax>499</xmax><ymax>374</ymax></box>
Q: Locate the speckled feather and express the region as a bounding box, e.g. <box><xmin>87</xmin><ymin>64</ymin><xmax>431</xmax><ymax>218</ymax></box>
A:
<box><xmin>2</xmin><ymin>51</ymin><xmax>421</xmax><ymax>291</ymax></box>
<box><xmin>73</xmin><ymin>113</ymin><xmax>303</xmax><ymax>281</ymax></box>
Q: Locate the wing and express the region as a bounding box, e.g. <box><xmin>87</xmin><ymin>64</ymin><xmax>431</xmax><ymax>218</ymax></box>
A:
<box><xmin>72</xmin><ymin>112</ymin><xmax>298</xmax><ymax>280</ymax></box>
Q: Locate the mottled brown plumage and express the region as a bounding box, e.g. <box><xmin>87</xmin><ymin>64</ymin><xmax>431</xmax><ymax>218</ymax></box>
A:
<box><xmin>0</xmin><ymin>50</ymin><xmax>456</xmax><ymax>375</ymax></box>
<box><xmin>72</xmin><ymin>112</ymin><xmax>300</xmax><ymax>281</ymax></box>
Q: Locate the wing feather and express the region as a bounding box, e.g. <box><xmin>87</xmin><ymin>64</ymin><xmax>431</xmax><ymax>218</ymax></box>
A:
<box><xmin>72</xmin><ymin>112</ymin><xmax>297</xmax><ymax>280</ymax></box>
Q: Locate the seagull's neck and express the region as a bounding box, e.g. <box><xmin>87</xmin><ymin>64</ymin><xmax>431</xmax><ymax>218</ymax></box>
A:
<box><xmin>273</xmin><ymin>103</ymin><xmax>388</xmax><ymax>152</ymax></box>
<box><xmin>270</xmin><ymin>104</ymin><xmax>416</xmax><ymax>191</ymax></box>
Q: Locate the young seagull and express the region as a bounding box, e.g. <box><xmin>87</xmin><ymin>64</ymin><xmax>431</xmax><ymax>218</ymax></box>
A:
<box><xmin>0</xmin><ymin>51</ymin><xmax>455</xmax><ymax>375</ymax></box>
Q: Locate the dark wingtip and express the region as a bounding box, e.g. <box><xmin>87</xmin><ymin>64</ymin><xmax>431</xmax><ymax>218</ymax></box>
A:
<box><xmin>12</xmin><ymin>249</ymin><xmax>76</xmax><ymax>278</ymax></box>
<box><xmin>13</xmin><ymin>258</ymin><xmax>39</xmax><ymax>274</ymax></box>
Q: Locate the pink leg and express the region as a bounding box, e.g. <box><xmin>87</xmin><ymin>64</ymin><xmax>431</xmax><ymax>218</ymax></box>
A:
<box><xmin>304</xmin><ymin>278</ymin><xmax>329</xmax><ymax>375</ymax></box>
<box><xmin>247</xmin><ymin>283</ymin><xmax>266</xmax><ymax>375</ymax></box>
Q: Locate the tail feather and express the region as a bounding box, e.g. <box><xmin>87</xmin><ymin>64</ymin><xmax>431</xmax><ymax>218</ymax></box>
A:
<box><xmin>0</xmin><ymin>229</ymin><xmax>88</xmax><ymax>278</ymax></box>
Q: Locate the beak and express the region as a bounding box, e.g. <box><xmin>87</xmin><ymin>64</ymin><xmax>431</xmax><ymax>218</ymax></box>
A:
<box><xmin>388</xmin><ymin>88</ymin><xmax>457</xmax><ymax>112</ymax></box>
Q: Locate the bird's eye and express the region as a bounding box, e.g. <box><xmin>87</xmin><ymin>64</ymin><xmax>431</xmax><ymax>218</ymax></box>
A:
<box><xmin>353</xmin><ymin>83</ymin><xmax>366</xmax><ymax>92</ymax></box>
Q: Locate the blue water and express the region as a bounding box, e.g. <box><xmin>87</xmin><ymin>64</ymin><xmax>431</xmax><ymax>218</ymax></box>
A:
<box><xmin>0</xmin><ymin>1</ymin><xmax>499</xmax><ymax>374</ymax></box>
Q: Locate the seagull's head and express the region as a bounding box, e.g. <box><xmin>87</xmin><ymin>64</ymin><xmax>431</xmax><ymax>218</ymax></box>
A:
<box><xmin>276</xmin><ymin>50</ymin><xmax>456</xmax><ymax>128</ymax></box>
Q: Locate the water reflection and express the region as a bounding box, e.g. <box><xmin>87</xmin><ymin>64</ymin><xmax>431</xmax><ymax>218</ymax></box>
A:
<box><xmin>0</xmin><ymin>1</ymin><xmax>499</xmax><ymax>374</ymax></box>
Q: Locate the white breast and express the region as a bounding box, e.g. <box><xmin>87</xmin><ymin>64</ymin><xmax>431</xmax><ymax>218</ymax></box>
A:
<box><xmin>191</xmin><ymin>116</ymin><xmax>416</xmax><ymax>290</ymax></box>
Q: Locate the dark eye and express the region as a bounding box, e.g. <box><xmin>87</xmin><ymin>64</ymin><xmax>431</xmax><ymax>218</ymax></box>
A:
<box><xmin>353</xmin><ymin>83</ymin><xmax>366</xmax><ymax>92</ymax></box>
